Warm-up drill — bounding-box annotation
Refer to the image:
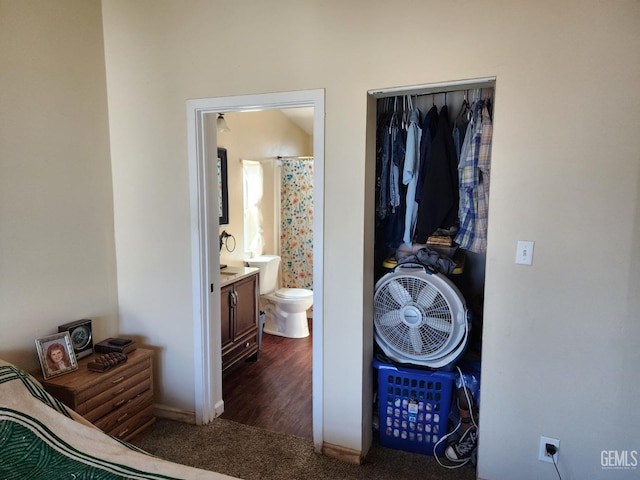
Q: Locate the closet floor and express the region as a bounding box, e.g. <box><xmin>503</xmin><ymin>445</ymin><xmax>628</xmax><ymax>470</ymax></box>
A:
<box><xmin>221</xmin><ymin>324</ymin><xmax>313</xmax><ymax>439</ymax></box>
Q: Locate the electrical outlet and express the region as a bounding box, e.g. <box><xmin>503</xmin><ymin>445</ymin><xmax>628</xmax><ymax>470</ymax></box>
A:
<box><xmin>539</xmin><ymin>436</ymin><xmax>559</xmax><ymax>463</ymax></box>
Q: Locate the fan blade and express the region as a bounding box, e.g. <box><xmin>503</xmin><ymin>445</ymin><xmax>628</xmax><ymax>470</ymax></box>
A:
<box><xmin>409</xmin><ymin>325</ymin><xmax>423</xmax><ymax>353</ymax></box>
<box><xmin>424</xmin><ymin>316</ymin><xmax>452</xmax><ymax>333</ymax></box>
<box><xmin>388</xmin><ymin>280</ymin><xmax>412</xmax><ymax>305</ymax></box>
<box><xmin>416</xmin><ymin>285</ymin><xmax>438</xmax><ymax>309</ymax></box>
<box><xmin>378</xmin><ymin>309</ymin><xmax>403</xmax><ymax>327</ymax></box>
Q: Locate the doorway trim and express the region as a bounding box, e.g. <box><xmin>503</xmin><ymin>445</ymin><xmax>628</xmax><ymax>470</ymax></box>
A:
<box><xmin>187</xmin><ymin>89</ymin><xmax>325</xmax><ymax>450</ymax></box>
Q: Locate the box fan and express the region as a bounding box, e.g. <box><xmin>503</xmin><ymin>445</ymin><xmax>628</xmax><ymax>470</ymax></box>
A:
<box><xmin>374</xmin><ymin>265</ymin><xmax>469</xmax><ymax>369</ymax></box>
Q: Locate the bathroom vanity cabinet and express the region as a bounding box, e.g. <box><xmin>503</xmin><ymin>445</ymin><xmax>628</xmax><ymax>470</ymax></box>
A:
<box><xmin>220</xmin><ymin>268</ymin><xmax>260</xmax><ymax>373</ymax></box>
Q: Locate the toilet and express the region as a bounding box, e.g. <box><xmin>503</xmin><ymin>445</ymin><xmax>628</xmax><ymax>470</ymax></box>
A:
<box><xmin>245</xmin><ymin>255</ymin><xmax>313</xmax><ymax>338</ymax></box>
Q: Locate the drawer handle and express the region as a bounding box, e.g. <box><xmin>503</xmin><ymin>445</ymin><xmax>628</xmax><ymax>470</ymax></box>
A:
<box><xmin>245</xmin><ymin>342</ymin><xmax>250</xmax><ymax>348</ymax></box>
<box><xmin>111</xmin><ymin>376</ymin><xmax>126</xmax><ymax>385</ymax></box>
<box><xmin>112</xmin><ymin>387</ymin><xmax>126</xmax><ymax>396</ymax></box>
<box><xmin>113</xmin><ymin>399</ymin><xmax>127</xmax><ymax>408</ymax></box>
<box><xmin>117</xmin><ymin>412</ymin><xmax>129</xmax><ymax>422</ymax></box>
<box><xmin>117</xmin><ymin>428</ymin><xmax>129</xmax><ymax>438</ymax></box>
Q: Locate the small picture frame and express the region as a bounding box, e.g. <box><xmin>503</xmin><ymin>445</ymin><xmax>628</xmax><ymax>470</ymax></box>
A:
<box><xmin>35</xmin><ymin>332</ymin><xmax>78</xmax><ymax>379</ymax></box>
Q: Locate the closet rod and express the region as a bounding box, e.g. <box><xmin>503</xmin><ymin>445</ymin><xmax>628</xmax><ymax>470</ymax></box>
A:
<box><xmin>368</xmin><ymin>77</ymin><xmax>496</xmax><ymax>98</ymax></box>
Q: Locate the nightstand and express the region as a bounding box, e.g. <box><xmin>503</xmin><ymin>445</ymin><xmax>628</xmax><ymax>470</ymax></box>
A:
<box><xmin>37</xmin><ymin>348</ymin><xmax>155</xmax><ymax>442</ymax></box>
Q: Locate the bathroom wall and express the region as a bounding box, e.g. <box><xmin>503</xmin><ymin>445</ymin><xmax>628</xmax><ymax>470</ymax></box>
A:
<box><xmin>218</xmin><ymin>110</ymin><xmax>312</xmax><ymax>267</ymax></box>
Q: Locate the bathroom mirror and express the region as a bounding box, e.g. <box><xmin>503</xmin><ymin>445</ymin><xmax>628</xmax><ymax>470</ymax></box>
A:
<box><xmin>217</xmin><ymin>148</ymin><xmax>229</xmax><ymax>225</ymax></box>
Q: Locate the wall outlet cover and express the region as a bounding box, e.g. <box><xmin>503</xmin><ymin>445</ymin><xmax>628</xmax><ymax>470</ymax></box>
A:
<box><xmin>538</xmin><ymin>436</ymin><xmax>559</xmax><ymax>463</ymax></box>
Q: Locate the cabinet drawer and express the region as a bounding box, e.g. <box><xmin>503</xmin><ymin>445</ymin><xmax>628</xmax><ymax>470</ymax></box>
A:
<box><xmin>222</xmin><ymin>330</ymin><xmax>258</xmax><ymax>371</ymax></box>
<box><xmin>110</xmin><ymin>403</ymin><xmax>155</xmax><ymax>441</ymax></box>
<box><xmin>94</xmin><ymin>388</ymin><xmax>153</xmax><ymax>433</ymax></box>
<box><xmin>75</xmin><ymin>358</ymin><xmax>151</xmax><ymax>405</ymax></box>
<box><xmin>81</xmin><ymin>372</ymin><xmax>151</xmax><ymax>423</ymax></box>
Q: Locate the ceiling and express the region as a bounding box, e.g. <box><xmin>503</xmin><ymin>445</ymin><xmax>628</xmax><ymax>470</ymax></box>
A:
<box><xmin>281</xmin><ymin>107</ymin><xmax>314</xmax><ymax>136</ymax></box>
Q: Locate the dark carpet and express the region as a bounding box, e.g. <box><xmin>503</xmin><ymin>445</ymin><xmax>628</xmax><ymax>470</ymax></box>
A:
<box><xmin>132</xmin><ymin>417</ymin><xmax>476</xmax><ymax>480</ymax></box>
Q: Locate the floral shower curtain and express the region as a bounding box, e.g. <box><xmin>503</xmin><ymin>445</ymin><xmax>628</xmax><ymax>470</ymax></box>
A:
<box><xmin>280</xmin><ymin>158</ymin><xmax>313</xmax><ymax>290</ymax></box>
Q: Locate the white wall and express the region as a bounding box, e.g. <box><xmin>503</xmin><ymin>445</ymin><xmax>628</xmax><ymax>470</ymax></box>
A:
<box><xmin>0</xmin><ymin>0</ymin><xmax>118</xmax><ymax>370</ymax></box>
<box><xmin>101</xmin><ymin>1</ymin><xmax>640</xmax><ymax>478</ymax></box>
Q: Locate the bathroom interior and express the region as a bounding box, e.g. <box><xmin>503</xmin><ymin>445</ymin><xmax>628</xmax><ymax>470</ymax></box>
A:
<box><xmin>216</xmin><ymin>108</ymin><xmax>315</xmax><ymax>438</ymax></box>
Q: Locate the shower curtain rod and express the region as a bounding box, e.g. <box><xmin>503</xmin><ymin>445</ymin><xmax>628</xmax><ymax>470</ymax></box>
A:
<box><xmin>240</xmin><ymin>156</ymin><xmax>313</xmax><ymax>163</ymax></box>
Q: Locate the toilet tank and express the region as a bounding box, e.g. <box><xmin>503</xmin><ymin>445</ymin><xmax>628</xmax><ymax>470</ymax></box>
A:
<box><xmin>246</xmin><ymin>255</ymin><xmax>281</xmax><ymax>294</ymax></box>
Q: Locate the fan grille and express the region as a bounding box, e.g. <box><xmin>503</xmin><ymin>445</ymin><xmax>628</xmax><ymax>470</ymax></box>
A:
<box><xmin>374</xmin><ymin>274</ymin><xmax>453</xmax><ymax>357</ymax></box>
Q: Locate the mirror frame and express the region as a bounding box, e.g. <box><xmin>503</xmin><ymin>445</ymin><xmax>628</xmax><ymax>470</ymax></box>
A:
<box><xmin>217</xmin><ymin>147</ymin><xmax>229</xmax><ymax>225</ymax></box>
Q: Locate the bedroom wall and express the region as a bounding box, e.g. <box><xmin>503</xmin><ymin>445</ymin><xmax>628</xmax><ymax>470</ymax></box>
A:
<box><xmin>101</xmin><ymin>1</ymin><xmax>640</xmax><ymax>478</ymax></box>
<box><xmin>0</xmin><ymin>0</ymin><xmax>118</xmax><ymax>370</ymax></box>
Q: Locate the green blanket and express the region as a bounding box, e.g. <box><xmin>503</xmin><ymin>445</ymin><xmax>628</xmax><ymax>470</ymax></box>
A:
<box><xmin>0</xmin><ymin>360</ymin><xmax>238</xmax><ymax>480</ymax></box>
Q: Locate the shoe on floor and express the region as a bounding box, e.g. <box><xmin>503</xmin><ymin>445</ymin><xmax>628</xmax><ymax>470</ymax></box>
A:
<box><xmin>445</xmin><ymin>426</ymin><xmax>478</xmax><ymax>462</ymax></box>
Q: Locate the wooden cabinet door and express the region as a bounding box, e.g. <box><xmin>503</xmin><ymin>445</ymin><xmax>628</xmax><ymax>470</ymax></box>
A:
<box><xmin>220</xmin><ymin>284</ymin><xmax>234</xmax><ymax>348</ymax></box>
<box><xmin>234</xmin><ymin>274</ymin><xmax>258</xmax><ymax>338</ymax></box>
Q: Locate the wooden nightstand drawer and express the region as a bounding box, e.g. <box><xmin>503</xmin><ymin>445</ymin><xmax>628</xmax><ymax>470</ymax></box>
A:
<box><xmin>75</xmin><ymin>358</ymin><xmax>150</xmax><ymax>405</ymax></box>
<box><xmin>110</xmin><ymin>403</ymin><xmax>155</xmax><ymax>440</ymax></box>
<box><xmin>38</xmin><ymin>348</ymin><xmax>155</xmax><ymax>442</ymax></box>
<box><xmin>94</xmin><ymin>388</ymin><xmax>153</xmax><ymax>432</ymax></box>
<box><xmin>82</xmin><ymin>373</ymin><xmax>151</xmax><ymax>423</ymax></box>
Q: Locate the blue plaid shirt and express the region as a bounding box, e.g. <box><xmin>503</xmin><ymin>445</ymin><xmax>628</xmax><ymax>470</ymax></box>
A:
<box><xmin>455</xmin><ymin>101</ymin><xmax>485</xmax><ymax>251</ymax></box>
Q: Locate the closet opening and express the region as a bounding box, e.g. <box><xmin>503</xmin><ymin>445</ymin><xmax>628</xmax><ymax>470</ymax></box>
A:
<box><xmin>368</xmin><ymin>77</ymin><xmax>495</xmax><ymax>466</ymax></box>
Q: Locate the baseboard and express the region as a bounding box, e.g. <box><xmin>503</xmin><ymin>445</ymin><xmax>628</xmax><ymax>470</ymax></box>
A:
<box><xmin>321</xmin><ymin>441</ymin><xmax>363</xmax><ymax>465</ymax></box>
<box><xmin>215</xmin><ymin>399</ymin><xmax>225</xmax><ymax>418</ymax></box>
<box><xmin>154</xmin><ymin>403</ymin><xmax>196</xmax><ymax>424</ymax></box>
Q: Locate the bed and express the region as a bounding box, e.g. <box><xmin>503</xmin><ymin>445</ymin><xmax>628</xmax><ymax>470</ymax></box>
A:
<box><xmin>0</xmin><ymin>358</ymin><xmax>238</xmax><ymax>480</ymax></box>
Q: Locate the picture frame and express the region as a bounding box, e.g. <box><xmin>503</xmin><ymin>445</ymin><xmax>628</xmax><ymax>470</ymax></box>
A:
<box><xmin>35</xmin><ymin>332</ymin><xmax>78</xmax><ymax>380</ymax></box>
<box><xmin>217</xmin><ymin>147</ymin><xmax>229</xmax><ymax>225</ymax></box>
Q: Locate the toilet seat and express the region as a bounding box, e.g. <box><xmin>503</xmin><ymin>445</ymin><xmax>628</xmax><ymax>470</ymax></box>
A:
<box><xmin>275</xmin><ymin>288</ymin><xmax>313</xmax><ymax>300</ymax></box>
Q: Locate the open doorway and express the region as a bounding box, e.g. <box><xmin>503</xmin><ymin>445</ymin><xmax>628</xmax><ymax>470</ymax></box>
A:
<box><xmin>218</xmin><ymin>108</ymin><xmax>315</xmax><ymax>439</ymax></box>
<box><xmin>186</xmin><ymin>89</ymin><xmax>325</xmax><ymax>451</ymax></box>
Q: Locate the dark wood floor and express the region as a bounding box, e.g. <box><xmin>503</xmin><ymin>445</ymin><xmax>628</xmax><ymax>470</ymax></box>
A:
<box><xmin>221</xmin><ymin>327</ymin><xmax>312</xmax><ymax>439</ymax></box>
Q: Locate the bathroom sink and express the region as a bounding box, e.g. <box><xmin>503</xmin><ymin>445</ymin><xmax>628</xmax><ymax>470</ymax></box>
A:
<box><xmin>220</xmin><ymin>271</ymin><xmax>237</xmax><ymax>276</ymax></box>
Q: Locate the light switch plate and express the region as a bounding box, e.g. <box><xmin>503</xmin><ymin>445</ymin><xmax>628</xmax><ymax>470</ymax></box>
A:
<box><xmin>516</xmin><ymin>241</ymin><xmax>534</xmax><ymax>265</ymax></box>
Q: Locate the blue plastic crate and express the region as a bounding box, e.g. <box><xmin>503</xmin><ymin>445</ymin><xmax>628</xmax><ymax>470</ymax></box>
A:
<box><xmin>373</xmin><ymin>359</ymin><xmax>457</xmax><ymax>456</ymax></box>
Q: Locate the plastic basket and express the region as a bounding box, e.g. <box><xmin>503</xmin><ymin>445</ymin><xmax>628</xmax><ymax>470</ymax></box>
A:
<box><xmin>373</xmin><ymin>359</ymin><xmax>457</xmax><ymax>456</ymax></box>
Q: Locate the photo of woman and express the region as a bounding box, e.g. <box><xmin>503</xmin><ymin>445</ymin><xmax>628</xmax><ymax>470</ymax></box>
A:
<box><xmin>35</xmin><ymin>332</ymin><xmax>78</xmax><ymax>379</ymax></box>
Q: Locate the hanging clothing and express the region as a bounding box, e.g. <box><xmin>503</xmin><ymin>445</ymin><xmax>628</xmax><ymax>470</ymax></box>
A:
<box><xmin>455</xmin><ymin>100</ymin><xmax>492</xmax><ymax>253</ymax></box>
<box><xmin>384</xmin><ymin>116</ymin><xmax>406</xmax><ymax>248</ymax></box>
<box><xmin>389</xmin><ymin>116</ymin><xmax>404</xmax><ymax>212</ymax></box>
<box><xmin>415</xmin><ymin>105</ymin><xmax>439</xmax><ymax>205</ymax></box>
<box><xmin>376</xmin><ymin>112</ymin><xmax>392</xmax><ymax>220</ymax></box>
<box><xmin>453</xmin><ymin>100</ymin><xmax>471</xmax><ymax>162</ymax></box>
<box><xmin>455</xmin><ymin>101</ymin><xmax>482</xmax><ymax>250</ymax></box>
<box><xmin>402</xmin><ymin>108</ymin><xmax>422</xmax><ymax>246</ymax></box>
<box><xmin>414</xmin><ymin>105</ymin><xmax>459</xmax><ymax>243</ymax></box>
<box><xmin>470</xmin><ymin>104</ymin><xmax>492</xmax><ymax>252</ymax></box>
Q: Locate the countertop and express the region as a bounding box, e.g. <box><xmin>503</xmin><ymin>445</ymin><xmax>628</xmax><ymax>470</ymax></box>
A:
<box><xmin>220</xmin><ymin>266</ymin><xmax>259</xmax><ymax>287</ymax></box>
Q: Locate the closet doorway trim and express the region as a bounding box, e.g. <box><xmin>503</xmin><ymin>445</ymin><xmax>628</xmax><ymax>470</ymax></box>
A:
<box><xmin>368</xmin><ymin>76</ymin><xmax>496</xmax><ymax>98</ymax></box>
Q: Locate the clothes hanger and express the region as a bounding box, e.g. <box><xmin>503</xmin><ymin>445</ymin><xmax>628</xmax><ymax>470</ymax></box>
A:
<box><xmin>402</xmin><ymin>95</ymin><xmax>410</xmax><ymax>129</ymax></box>
<box><xmin>405</xmin><ymin>95</ymin><xmax>417</xmax><ymax>127</ymax></box>
<box><xmin>454</xmin><ymin>91</ymin><xmax>470</xmax><ymax>126</ymax></box>
<box><xmin>388</xmin><ymin>97</ymin><xmax>398</xmax><ymax>134</ymax></box>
